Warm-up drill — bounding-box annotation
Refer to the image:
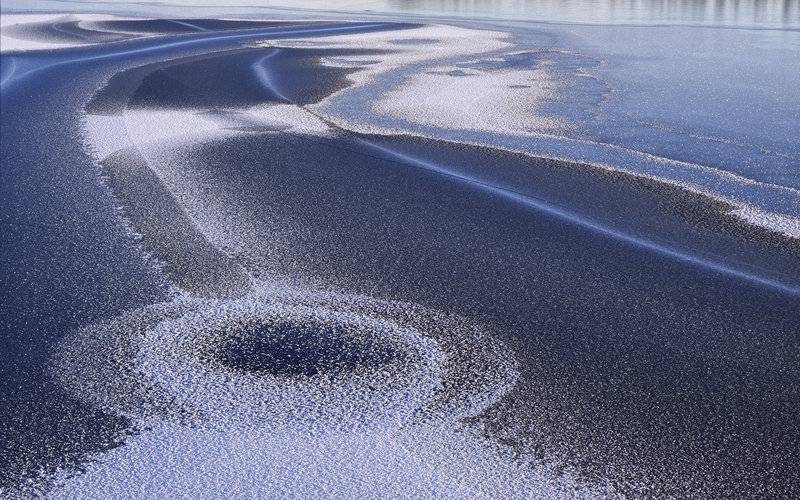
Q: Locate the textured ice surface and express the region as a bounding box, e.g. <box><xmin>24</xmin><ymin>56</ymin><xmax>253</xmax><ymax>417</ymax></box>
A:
<box><xmin>50</xmin><ymin>286</ymin><xmax>605</xmax><ymax>497</ymax></box>
<box><xmin>259</xmin><ymin>24</ymin><xmax>513</xmax><ymax>94</ymax></box>
<box><xmin>83</xmin><ymin>104</ymin><xmax>332</xmax><ymax>287</ymax></box>
<box><xmin>20</xmin><ymin>14</ymin><xmax>794</xmax><ymax>497</ymax></box>
<box><xmin>252</xmin><ymin>22</ymin><xmax>800</xmax><ymax>240</ymax></box>
<box><xmin>76</xmin><ymin>19</ymin><xmax>800</xmax><ymax>240</ymax></box>
<box><xmin>50</xmin><ymin>423</ymin><xmax>594</xmax><ymax>498</ymax></box>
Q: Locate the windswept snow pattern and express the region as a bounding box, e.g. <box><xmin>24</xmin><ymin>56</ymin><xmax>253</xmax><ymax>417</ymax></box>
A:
<box><xmin>2</xmin><ymin>11</ymin><xmax>799</xmax><ymax>500</ymax></box>
<box><xmin>50</xmin><ymin>288</ymin><xmax>599</xmax><ymax>498</ymax></box>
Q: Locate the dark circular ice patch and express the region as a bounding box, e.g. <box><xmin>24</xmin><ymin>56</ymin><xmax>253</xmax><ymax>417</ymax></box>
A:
<box><xmin>208</xmin><ymin>317</ymin><xmax>407</xmax><ymax>378</ymax></box>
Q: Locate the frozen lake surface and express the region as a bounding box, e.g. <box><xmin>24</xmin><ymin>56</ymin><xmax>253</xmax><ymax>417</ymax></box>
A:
<box><xmin>1</xmin><ymin>2</ymin><xmax>799</xmax><ymax>498</ymax></box>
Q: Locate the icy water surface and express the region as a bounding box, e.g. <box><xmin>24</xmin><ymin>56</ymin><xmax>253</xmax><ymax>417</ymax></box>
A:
<box><xmin>7</xmin><ymin>0</ymin><xmax>800</xmax><ymax>27</ymax></box>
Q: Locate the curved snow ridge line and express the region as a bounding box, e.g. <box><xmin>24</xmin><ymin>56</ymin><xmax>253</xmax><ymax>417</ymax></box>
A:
<box><xmin>78</xmin><ymin>101</ymin><xmax>256</xmax><ymax>300</ymax></box>
<box><xmin>0</xmin><ymin>21</ymin><xmax>398</xmax><ymax>89</ymax></box>
<box><xmin>355</xmin><ymin>138</ymin><xmax>800</xmax><ymax>296</ymax></box>
<box><xmin>119</xmin><ymin>108</ymin><xmax>255</xmax><ymax>297</ymax></box>
<box><xmin>322</xmin><ymin>113</ymin><xmax>800</xmax><ymax>240</ymax></box>
<box><xmin>166</xmin><ymin>19</ymin><xmax>209</xmax><ymax>32</ymax></box>
<box><xmin>50</xmin><ymin>22</ymin><xmax>93</xmax><ymax>42</ymax></box>
<box><xmin>0</xmin><ymin>57</ymin><xmax>16</xmax><ymax>87</ymax></box>
<box><xmin>250</xmin><ymin>48</ymin><xmax>291</xmax><ymax>102</ymax></box>
<box><xmin>352</xmin><ymin>109</ymin><xmax>800</xmax><ymax>198</ymax></box>
<box><xmin>0</xmin><ymin>13</ymin><xmax>128</xmax><ymax>52</ymax></box>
